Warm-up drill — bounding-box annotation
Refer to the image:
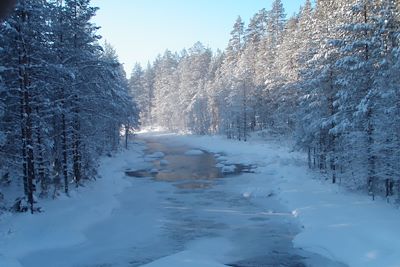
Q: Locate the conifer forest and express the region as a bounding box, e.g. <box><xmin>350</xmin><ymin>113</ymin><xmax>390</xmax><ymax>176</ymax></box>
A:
<box><xmin>130</xmin><ymin>0</ymin><xmax>400</xmax><ymax>199</ymax></box>
<box><xmin>0</xmin><ymin>0</ymin><xmax>138</xmax><ymax>211</ymax></box>
<box><xmin>1</xmin><ymin>1</ymin><xmax>400</xmax><ymax>267</ymax></box>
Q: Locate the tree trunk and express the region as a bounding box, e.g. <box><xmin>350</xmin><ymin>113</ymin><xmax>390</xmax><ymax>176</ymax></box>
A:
<box><xmin>61</xmin><ymin>112</ymin><xmax>68</xmax><ymax>195</ymax></box>
<box><xmin>36</xmin><ymin>115</ymin><xmax>47</xmax><ymax>197</ymax></box>
<box><xmin>367</xmin><ymin>107</ymin><xmax>375</xmax><ymax>199</ymax></box>
<box><xmin>125</xmin><ymin>124</ymin><xmax>129</xmax><ymax>149</ymax></box>
<box><xmin>72</xmin><ymin>97</ymin><xmax>81</xmax><ymax>187</ymax></box>
<box><xmin>17</xmin><ymin>10</ymin><xmax>35</xmax><ymax>213</ymax></box>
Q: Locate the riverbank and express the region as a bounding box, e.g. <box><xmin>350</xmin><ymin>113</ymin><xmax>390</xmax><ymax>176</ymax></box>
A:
<box><xmin>142</xmin><ymin>131</ymin><xmax>400</xmax><ymax>267</ymax></box>
<box><xmin>0</xmin><ymin>141</ymin><xmax>148</xmax><ymax>267</ymax></box>
<box><xmin>1</xmin><ymin>131</ymin><xmax>399</xmax><ymax>267</ymax></box>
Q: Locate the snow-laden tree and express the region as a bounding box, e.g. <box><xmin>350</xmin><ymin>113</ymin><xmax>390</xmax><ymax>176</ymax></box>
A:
<box><xmin>99</xmin><ymin>43</ymin><xmax>139</xmax><ymax>151</ymax></box>
<box><xmin>0</xmin><ymin>0</ymin><xmax>139</xmax><ymax>211</ymax></box>
<box><xmin>141</xmin><ymin>63</ymin><xmax>156</xmax><ymax>126</ymax></box>
<box><xmin>177</xmin><ymin>42</ymin><xmax>212</xmax><ymax>134</ymax></box>
<box><xmin>295</xmin><ymin>0</ymin><xmax>347</xmax><ymax>183</ymax></box>
<box><xmin>241</xmin><ymin>9</ymin><xmax>268</xmax><ymax>131</ymax></box>
<box><xmin>204</xmin><ymin>50</ymin><xmax>224</xmax><ymax>134</ymax></box>
<box><xmin>332</xmin><ymin>0</ymin><xmax>390</xmax><ymax>196</ymax></box>
<box><xmin>152</xmin><ymin>50</ymin><xmax>180</xmax><ymax>130</ymax></box>
<box><xmin>139</xmin><ymin>0</ymin><xmax>400</xmax><ymax>199</ymax></box>
<box><xmin>129</xmin><ymin>63</ymin><xmax>146</xmax><ymax>123</ymax></box>
<box><xmin>0</xmin><ymin>64</ymin><xmax>6</xmax><ymax>193</ymax></box>
<box><xmin>0</xmin><ymin>0</ymin><xmax>54</xmax><ymax>211</ymax></box>
<box><xmin>219</xmin><ymin>17</ymin><xmax>247</xmax><ymax>139</ymax></box>
<box><xmin>360</xmin><ymin>0</ymin><xmax>400</xmax><ymax>198</ymax></box>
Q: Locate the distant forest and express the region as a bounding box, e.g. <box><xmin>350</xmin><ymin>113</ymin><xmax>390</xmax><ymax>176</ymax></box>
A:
<box><xmin>130</xmin><ymin>0</ymin><xmax>400</xmax><ymax>199</ymax></box>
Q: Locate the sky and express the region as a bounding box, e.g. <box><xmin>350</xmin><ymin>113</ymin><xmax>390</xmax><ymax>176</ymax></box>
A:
<box><xmin>91</xmin><ymin>0</ymin><xmax>306</xmax><ymax>75</ymax></box>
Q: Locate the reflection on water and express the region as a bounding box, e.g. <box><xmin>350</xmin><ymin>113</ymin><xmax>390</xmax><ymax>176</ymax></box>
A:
<box><xmin>175</xmin><ymin>182</ymin><xmax>213</xmax><ymax>190</ymax></box>
<box><xmin>135</xmin><ymin>137</ymin><xmax>347</xmax><ymax>267</ymax></box>
<box><xmin>146</xmin><ymin>140</ymin><xmax>223</xmax><ymax>182</ymax></box>
<box><xmin>126</xmin><ymin>140</ymin><xmax>256</xmax><ymax>185</ymax></box>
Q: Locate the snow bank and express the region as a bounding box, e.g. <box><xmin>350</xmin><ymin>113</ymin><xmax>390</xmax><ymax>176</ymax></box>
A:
<box><xmin>140</xmin><ymin>251</ymin><xmax>227</xmax><ymax>267</ymax></box>
<box><xmin>142</xmin><ymin>132</ymin><xmax>400</xmax><ymax>267</ymax></box>
<box><xmin>0</xmin><ymin>142</ymin><xmax>147</xmax><ymax>267</ymax></box>
<box><xmin>221</xmin><ymin>165</ymin><xmax>236</xmax><ymax>174</ymax></box>
<box><xmin>4</xmin><ymin>130</ymin><xmax>400</xmax><ymax>267</ymax></box>
<box><xmin>141</xmin><ymin>237</ymin><xmax>234</xmax><ymax>267</ymax></box>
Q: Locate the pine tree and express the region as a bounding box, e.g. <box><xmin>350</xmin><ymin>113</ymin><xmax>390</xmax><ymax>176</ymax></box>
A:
<box><xmin>296</xmin><ymin>0</ymin><xmax>345</xmax><ymax>183</ymax></box>
<box><xmin>333</xmin><ymin>0</ymin><xmax>387</xmax><ymax>196</ymax></box>
<box><xmin>152</xmin><ymin>50</ymin><xmax>180</xmax><ymax>130</ymax></box>
<box><xmin>0</xmin><ymin>0</ymin><xmax>139</xmax><ymax>210</ymax></box>
<box><xmin>129</xmin><ymin>63</ymin><xmax>146</xmax><ymax>125</ymax></box>
<box><xmin>0</xmin><ymin>0</ymin><xmax>56</xmax><ymax>212</ymax></box>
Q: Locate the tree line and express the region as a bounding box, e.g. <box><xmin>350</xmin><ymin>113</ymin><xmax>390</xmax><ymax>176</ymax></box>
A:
<box><xmin>130</xmin><ymin>0</ymin><xmax>400</xmax><ymax>200</ymax></box>
<box><xmin>0</xmin><ymin>0</ymin><xmax>138</xmax><ymax>212</ymax></box>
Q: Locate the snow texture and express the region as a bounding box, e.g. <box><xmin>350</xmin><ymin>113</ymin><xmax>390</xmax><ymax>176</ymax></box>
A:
<box><xmin>184</xmin><ymin>149</ymin><xmax>205</xmax><ymax>156</ymax></box>
<box><xmin>0</xmin><ymin>142</ymin><xmax>146</xmax><ymax>267</ymax></box>
<box><xmin>1</xmin><ymin>131</ymin><xmax>400</xmax><ymax>267</ymax></box>
<box><xmin>140</xmin><ymin>131</ymin><xmax>400</xmax><ymax>267</ymax></box>
<box><xmin>160</xmin><ymin>159</ymin><xmax>169</xmax><ymax>166</ymax></box>
<box><xmin>221</xmin><ymin>165</ymin><xmax>236</xmax><ymax>174</ymax></box>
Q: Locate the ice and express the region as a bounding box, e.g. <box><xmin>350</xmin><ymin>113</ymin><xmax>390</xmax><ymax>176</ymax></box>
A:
<box><xmin>184</xmin><ymin>149</ymin><xmax>204</xmax><ymax>156</ymax></box>
<box><xmin>2</xmin><ymin>131</ymin><xmax>400</xmax><ymax>267</ymax></box>
<box><xmin>160</xmin><ymin>159</ymin><xmax>169</xmax><ymax>166</ymax></box>
<box><xmin>147</xmin><ymin>151</ymin><xmax>165</xmax><ymax>158</ymax></box>
<box><xmin>221</xmin><ymin>165</ymin><xmax>236</xmax><ymax>174</ymax></box>
<box><xmin>137</xmin><ymin>131</ymin><xmax>400</xmax><ymax>267</ymax></box>
<box><xmin>140</xmin><ymin>251</ymin><xmax>227</xmax><ymax>267</ymax></box>
<box><xmin>215</xmin><ymin>163</ymin><xmax>225</xmax><ymax>168</ymax></box>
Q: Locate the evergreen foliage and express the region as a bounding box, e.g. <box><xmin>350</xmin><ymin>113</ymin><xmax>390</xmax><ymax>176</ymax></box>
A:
<box><xmin>0</xmin><ymin>0</ymin><xmax>138</xmax><ymax>212</ymax></box>
<box><xmin>130</xmin><ymin>0</ymin><xmax>400</xmax><ymax>199</ymax></box>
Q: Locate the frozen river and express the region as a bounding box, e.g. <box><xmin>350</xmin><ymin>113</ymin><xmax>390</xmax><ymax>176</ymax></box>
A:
<box><xmin>20</xmin><ymin>136</ymin><xmax>346</xmax><ymax>267</ymax></box>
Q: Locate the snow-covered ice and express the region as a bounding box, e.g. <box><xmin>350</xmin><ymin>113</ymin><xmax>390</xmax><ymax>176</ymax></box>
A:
<box><xmin>149</xmin><ymin>168</ymin><xmax>159</xmax><ymax>174</ymax></box>
<box><xmin>221</xmin><ymin>164</ymin><xmax>236</xmax><ymax>174</ymax></box>
<box><xmin>1</xmin><ymin>131</ymin><xmax>400</xmax><ymax>267</ymax></box>
<box><xmin>215</xmin><ymin>163</ymin><xmax>225</xmax><ymax>168</ymax></box>
<box><xmin>160</xmin><ymin>159</ymin><xmax>169</xmax><ymax>166</ymax></box>
<box><xmin>139</xmin><ymin>131</ymin><xmax>400</xmax><ymax>267</ymax></box>
<box><xmin>184</xmin><ymin>149</ymin><xmax>204</xmax><ymax>156</ymax></box>
<box><xmin>145</xmin><ymin>151</ymin><xmax>165</xmax><ymax>160</ymax></box>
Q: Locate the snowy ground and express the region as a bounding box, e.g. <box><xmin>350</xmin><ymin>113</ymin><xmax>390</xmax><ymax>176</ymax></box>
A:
<box><xmin>0</xmin><ymin>141</ymin><xmax>149</xmax><ymax>267</ymax></box>
<box><xmin>0</xmin><ymin>131</ymin><xmax>399</xmax><ymax>267</ymax></box>
<box><xmin>145</xmin><ymin>131</ymin><xmax>400</xmax><ymax>267</ymax></box>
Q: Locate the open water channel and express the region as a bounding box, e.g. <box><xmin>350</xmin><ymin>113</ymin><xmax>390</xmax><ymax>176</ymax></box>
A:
<box><xmin>20</xmin><ymin>136</ymin><xmax>347</xmax><ymax>267</ymax></box>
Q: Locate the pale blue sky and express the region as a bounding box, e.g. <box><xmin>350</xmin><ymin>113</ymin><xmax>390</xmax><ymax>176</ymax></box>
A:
<box><xmin>91</xmin><ymin>0</ymin><xmax>306</xmax><ymax>75</ymax></box>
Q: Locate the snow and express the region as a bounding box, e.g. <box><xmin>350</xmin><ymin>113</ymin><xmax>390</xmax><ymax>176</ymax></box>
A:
<box><xmin>0</xmin><ymin>142</ymin><xmax>147</xmax><ymax>267</ymax></box>
<box><xmin>215</xmin><ymin>163</ymin><xmax>225</xmax><ymax>168</ymax></box>
<box><xmin>221</xmin><ymin>165</ymin><xmax>236</xmax><ymax>174</ymax></box>
<box><xmin>184</xmin><ymin>149</ymin><xmax>204</xmax><ymax>156</ymax></box>
<box><xmin>140</xmin><ymin>252</ymin><xmax>226</xmax><ymax>267</ymax></box>
<box><xmin>149</xmin><ymin>168</ymin><xmax>159</xmax><ymax>174</ymax></box>
<box><xmin>160</xmin><ymin>159</ymin><xmax>169</xmax><ymax>166</ymax></box>
<box><xmin>216</xmin><ymin>155</ymin><xmax>228</xmax><ymax>162</ymax></box>
<box><xmin>146</xmin><ymin>151</ymin><xmax>165</xmax><ymax>159</ymax></box>
<box><xmin>2</xmin><ymin>131</ymin><xmax>400</xmax><ymax>267</ymax></box>
<box><xmin>139</xmin><ymin>131</ymin><xmax>400</xmax><ymax>267</ymax></box>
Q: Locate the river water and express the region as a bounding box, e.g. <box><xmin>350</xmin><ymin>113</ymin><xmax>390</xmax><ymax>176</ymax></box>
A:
<box><xmin>20</xmin><ymin>136</ymin><xmax>347</xmax><ymax>267</ymax></box>
<box><xmin>125</xmin><ymin>137</ymin><xmax>347</xmax><ymax>267</ymax></box>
